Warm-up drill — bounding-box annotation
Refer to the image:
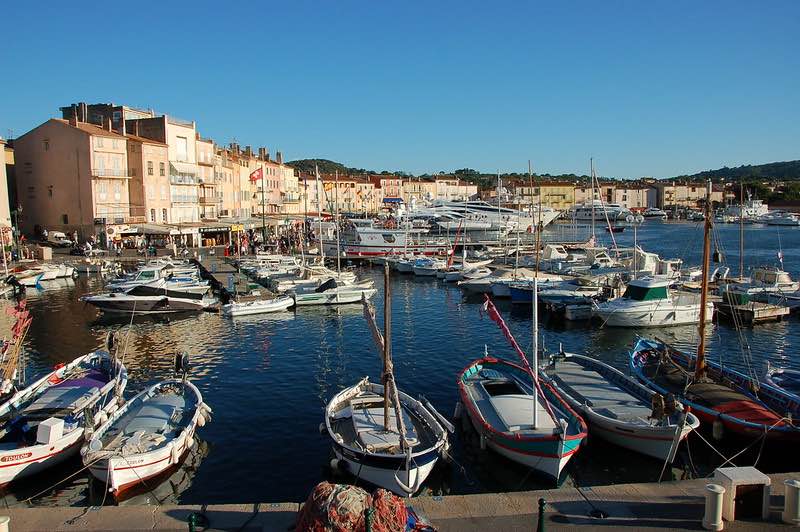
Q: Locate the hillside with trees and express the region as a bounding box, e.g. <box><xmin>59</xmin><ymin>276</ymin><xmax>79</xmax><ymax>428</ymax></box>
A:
<box><xmin>672</xmin><ymin>160</ymin><xmax>800</xmax><ymax>182</ymax></box>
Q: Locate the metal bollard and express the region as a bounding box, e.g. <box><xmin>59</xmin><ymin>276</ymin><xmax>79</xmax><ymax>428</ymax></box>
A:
<box><xmin>783</xmin><ymin>479</ymin><xmax>800</xmax><ymax>525</ymax></box>
<box><xmin>0</xmin><ymin>516</ymin><xmax>9</xmax><ymax>532</ymax></box>
<box><xmin>703</xmin><ymin>484</ymin><xmax>725</xmax><ymax>531</ymax></box>
<box><xmin>537</xmin><ymin>498</ymin><xmax>546</xmax><ymax>532</ymax></box>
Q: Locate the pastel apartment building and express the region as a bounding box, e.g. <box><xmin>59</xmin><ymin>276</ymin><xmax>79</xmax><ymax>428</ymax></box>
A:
<box><xmin>13</xmin><ymin>116</ymin><xmax>136</xmax><ymax>237</ymax></box>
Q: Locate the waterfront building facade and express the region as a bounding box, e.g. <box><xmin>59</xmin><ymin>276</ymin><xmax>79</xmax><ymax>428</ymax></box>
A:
<box><xmin>13</xmin><ymin>117</ymin><xmax>135</xmax><ymax>238</ymax></box>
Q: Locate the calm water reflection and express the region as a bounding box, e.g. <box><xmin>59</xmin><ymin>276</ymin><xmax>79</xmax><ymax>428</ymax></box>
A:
<box><xmin>4</xmin><ymin>221</ymin><xmax>800</xmax><ymax>507</ymax></box>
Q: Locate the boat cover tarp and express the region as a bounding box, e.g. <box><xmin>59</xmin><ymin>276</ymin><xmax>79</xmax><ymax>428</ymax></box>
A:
<box><xmin>295</xmin><ymin>481</ymin><xmax>408</xmax><ymax>532</ymax></box>
<box><xmin>316</xmin><ymin>278</ymin><xmax>339</xmax><ymax>293</ymax></box>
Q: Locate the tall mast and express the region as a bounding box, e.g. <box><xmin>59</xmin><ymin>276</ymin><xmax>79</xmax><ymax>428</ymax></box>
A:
<box><xmin>335</xmin><ymin>170</ymin><xmax>341</xmax><ymax>274</ymax></box>
<box><xmin>315</xmin><ymin>165</ymin><xmax>324</xmax><ymax>260</ymax></box>
<box><xmin>382</xmin><ymin>262</ymin><xmax>392</xmax><ymax>430</ymax></box>
<box><xmin>590</xmin><ymin>158</ymin><xmax>596</xmax><ymax>241</ymax></box>
<box><xmin>695</xmin><ymin>180</ymin><xmax>713</xmax><ymax>380</ymax></box>
<box><xmin>531</xmin><ymin>159</ymin><xmax>542</xmax><ymax>429</ymax></box>
<box><xmin>739</xmin><ymin>179</ymin><xmax>744</xmax><ymax>279</ymax></box>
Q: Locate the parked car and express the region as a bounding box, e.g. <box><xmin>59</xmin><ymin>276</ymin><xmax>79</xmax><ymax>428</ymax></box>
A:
<box><xmin>46</xmin><ymin>231</ymin><xmax>73</xmax><ymax>247</ymax></box>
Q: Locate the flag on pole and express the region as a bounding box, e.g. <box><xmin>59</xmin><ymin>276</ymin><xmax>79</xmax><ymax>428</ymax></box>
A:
<box><xmin>249</xmin><ymin>168</ymin><xmax>263</xmax><ymax>183</ymax></box>
<box><xmin>481</xmin><ymin>294</ymin><xmax>558</xmax><ymax>424</ymax></box>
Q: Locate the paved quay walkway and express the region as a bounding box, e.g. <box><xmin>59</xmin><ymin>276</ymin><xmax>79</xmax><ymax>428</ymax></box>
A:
<box><xmin>2</xmin><ymin>472</ymin><xmax>798</xmax><ymax>531</ymax></box>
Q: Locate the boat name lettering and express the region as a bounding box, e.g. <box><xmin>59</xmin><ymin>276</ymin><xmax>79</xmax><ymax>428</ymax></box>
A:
<box><xmin>1</xmin><ymin>452</ymin><xmax>32</xmax><ymax>462</ymax></box>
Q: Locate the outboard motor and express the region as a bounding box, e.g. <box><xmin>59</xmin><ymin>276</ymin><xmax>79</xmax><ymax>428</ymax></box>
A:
<box><xmin>4</xmin><ymin>275</ymin><xmax>25</xmax><ymax>300</ymax></box>
<box><xmin>174</xmin><ymin>352</ymin><xmax>190</xmax><ymax>382</ymax></box>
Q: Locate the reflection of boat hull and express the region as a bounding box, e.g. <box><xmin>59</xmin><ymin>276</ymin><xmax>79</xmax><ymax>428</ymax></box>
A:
<box><xmin>84</xmin><ymin>295</ymin><xmax>210</xmax><ymax>314</ymax></box>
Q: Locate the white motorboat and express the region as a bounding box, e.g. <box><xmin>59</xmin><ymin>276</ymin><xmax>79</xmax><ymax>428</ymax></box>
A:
<box><xmin>82</xmin><ymin>367</ymin><xmax>211</xmax><ymax>500</ymax></box>
<box><xmin>542</xmin><ymin>352</ymin><xmax>699</xmax><ymax>462</ymax></box>
<box><xmin>292</xmin><ymin>279</ymin><xmax>377</xmax><ymax>306</ymax></box>
<box><xmin>592</xmin><ymin>278</ymin><xmax>714</xmax><ymax>327</ymax></box>
<box><xmin>760</xmin><ymin>211</ymin><xmax>800</xmax><ymax>226</ymax></box>
<box><xmin>82</xmin><ymin>279</ymin><xmax>215</xmax><ymax>314</ymax></box>
<box><xmin>720</xmin><ymin>266</ymin><xmax>800</xmax><ymax>302</ymax></box>
<box><xmin>642</xmin><ymin>207</ymin><xmax>668</xmax><ymax>219</ymax></box>
<box><xmin>570</xmin><ymin>201</ymin><xmax>632</xmax><ymax>222</ymax></box>
<box><xmin>0</xmin><ymin>350</ymin><xmax>127</xmax><ymax>486</ymax></box>
<box><xmin>222</xmin><ymin>295</ymin><xmax>294</xmax><ymax>317</ymax></box>
<box><xmin>412</xmin><ymin>258</ymin><xmax>445</xmax><ymax>277</ymax></box>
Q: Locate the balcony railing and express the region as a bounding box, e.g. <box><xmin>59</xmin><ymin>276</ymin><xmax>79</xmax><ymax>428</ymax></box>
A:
<box><xmin>170</xmin><ymin>175</ymin><xmax>198</xmax><ymax>185</ymax></box>
<box><xmin>198</xmin><ymin>178</ymin><xmax>216</xmax><ymax>187</ymax></box>
<box><xmin>92</xmin><ymin>168</ymin><xmax>132</xmax><ymax>178</ymax></box>
<box><xmin>93</xmin><ymin>215</ymin><xmax>146</xmax><ymax>225</ymax></box>
<box><xmin>199</xmin><ymin>196</ymin><xmax>217</xmax><ymax>205</ymax></box>
<box><xmin>170</xmin><ymin>195</ymin><xmax>198</xmax><ymax>204</ymax></box>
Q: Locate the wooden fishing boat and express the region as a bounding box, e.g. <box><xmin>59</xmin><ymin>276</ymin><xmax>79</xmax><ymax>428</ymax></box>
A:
<box><xmin>630</xmin><ymin>183</ymin><xmax>800</xmax><ymax>444</ymax></box>
<box><xmin>0</xmin><ymin>350</ymin><xmax>127</xmax><ymax>486</ymax></box>
<box><xmin>631</xmin><ymin>338</ymin><xmax>800</xmax><ymax>442</ymax></box>
<box><xmin>324</xmin><ymin>265</ymin><xmax>452</xmax><ymax>495</ymax></box>
<box><xmin>82</xmin><ymin>363</ymin><xmax>211</xmax><ymax>499</ymax></box>
<box><xmin>324</xmin><ymin>378</ymin><xmax>450</xmax><ymax>496</ymax></box>
<box><xmin>458</xmin><ymin>356</ymin><xmax>587</xmax><ymax>481</ymax></box>
<box><xmin>542</xmin><ymin>351</ymin><xmax>699</xmax><ymax>462</ymax></box>
<box><xmin>222</xmin><ymin>295</ymin><xmax>294</xmax><ymax>317</ymax></box>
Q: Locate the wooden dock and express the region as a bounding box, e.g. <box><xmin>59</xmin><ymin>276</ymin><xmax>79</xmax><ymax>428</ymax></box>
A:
<box><xmin>1</xmin><ymin>472</ymin><xmax>798</xmax><ymax>530</ymax></box>
<box><xmin>715</xmin><ymin>300</ymin><xmax>791</xmax><ymax>325</ymax></box>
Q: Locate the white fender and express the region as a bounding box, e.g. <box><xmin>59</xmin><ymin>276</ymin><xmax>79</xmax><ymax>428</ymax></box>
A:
<box><xmin>170</xmin><ymin>441</ymin><xmax>181</xmax><ymax>465</ymax></box>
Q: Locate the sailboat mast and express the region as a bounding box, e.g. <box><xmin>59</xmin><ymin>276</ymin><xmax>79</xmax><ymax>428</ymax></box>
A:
<box><xmin>335</xmin><ymin>170</ymin><xmax>341</xmax><ymax>274</ymax></box>
<box><xmin>590</xmin><ymin>158</ymin><xmax>596</xmax><ymax>241</ymax></box>
<box><xmin>315</xmin><ymin>165</ymin><xmax>324</xmax><ymax>260</ymax></box>
<box><xmin>531</xmin><ymin>160</ymin><xmax>541</xmax><ymax>429</ymax></box>
<box><xmin>383</xmin><ymin>262</ymin><xmax>392</xmax><ymax>430</ymax></box>
<box><xmin>695</xmin><ymin>180</ymin><xmax>713</xmax><ymax>380</ymax></box>
<box><xmin>739</xmin><ymin>179</ymin><xmax>744</xmax><ymax>279</ymax></box>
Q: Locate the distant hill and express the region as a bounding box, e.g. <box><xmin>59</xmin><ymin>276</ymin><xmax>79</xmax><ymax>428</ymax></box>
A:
<box><xmin>672</xmin><ymin>160</ymin><xmax>800</xmax><ymax>182</ymax></box>
<box><xmin>286</xmin><ymin>159</ymin><xmax>374</xmax><ymax>176</ymax></box>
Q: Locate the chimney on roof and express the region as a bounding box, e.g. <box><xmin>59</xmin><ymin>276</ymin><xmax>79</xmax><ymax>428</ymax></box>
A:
<box><xmin>68</xmin><ymin>105</ymin><xmax>79</xmax><ymax>127</ymax></box>
<box><xmin>131</xmin><ymin>120</ymin><xmax>140</xmax><ymax>136</ymax></box>
<box><xmin>258</xmin><ymin>147</ymin><xmax>266</xmax><ymax>160</ymax></box>
<box><xmin>276</xmin><ymin>151</ymin><xmax>283</xmax><ymax>165</ymax></box>
<box><xmin>103</xmin><ymin>117</ymin><xmax>112</xmax><ymax>131</ymax></box>
<box><xmin>244</xmin><ymin>145</ymin><xmax>252</xmax><ymax>157</ymax></box>
<box><xmin>79</xmin><ymin>102</ymin><xmax>88</xmax><ymax>122</ymax></box>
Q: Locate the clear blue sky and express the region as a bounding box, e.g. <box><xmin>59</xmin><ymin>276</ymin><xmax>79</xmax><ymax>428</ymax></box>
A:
<box><xmin>1</xmin><ymin>1</ymin><xmax>798</xmax><ymax>178</ymax></box>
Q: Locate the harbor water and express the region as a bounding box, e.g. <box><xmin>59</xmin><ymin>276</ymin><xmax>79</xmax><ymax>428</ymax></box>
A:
<box><xmin>5</xmin><ymin>220</ymin><xmax>800</xmax><ymax>507</ymax></box>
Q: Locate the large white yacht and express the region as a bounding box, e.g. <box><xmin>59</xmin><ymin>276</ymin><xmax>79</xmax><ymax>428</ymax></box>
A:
<box><xmin>406</xmin><ymin>199</ymin><xmax>561</xmax><ymax>234</ymax></box>
<box><xmin>569</xmin><ymin>200</ymin><xmax>632</xmax><ymax>222</ymax></box>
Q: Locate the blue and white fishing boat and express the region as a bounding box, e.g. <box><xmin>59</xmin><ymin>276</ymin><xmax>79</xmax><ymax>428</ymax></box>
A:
<box><xmin>82</xmin><ymin>356</ymin><xmax>212</xmax><ymax>500</ymax></box>
<box><xmin>542</xmin><ymin>351</ymin><xmax>699</xmax><ymax>462</ymax></box>
<box><xmin>457</xmin><ymin>290</ymin><xmax>587</xmax><ymax>482</ymax></box>
<box><xmin>324</xmin><ymin>266</ymin><xmax>451</xmax><ymax>495</ymax></box>
<box><xmin>0</xmin><ymin>349</ymin><xmax>127</xmax><ymax>486</ymax></box>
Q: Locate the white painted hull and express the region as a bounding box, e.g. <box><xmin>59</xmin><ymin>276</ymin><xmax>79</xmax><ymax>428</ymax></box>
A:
<box><xmin>458</xmin><ymin>278</ymin><xmax>495</xmax><ymax>293</ymax></box>
<box><xmin>593</xmin><ymin>302</ymin><xmax>714</xmax><ymax>327</ymax></box>
<box><xmin>395</xmin><ymin>262</ymin><xmax>415</xmax><ymax>273</ymax></box>
<box><xmin>464</xmin><ymin>414</ymin><xmax>570</xmax><ymax>480</ymax></box>
<box><xmin>412</xmin><ymin>266</ymin><xmax>438</xmax><ymax>276</ymax></box>
<box><xmin>88</xmin><ymin>434</ymin><xmax>196</xmax><ymax>497</ymax></box>
<box><xmin>583</xmin><ymin>410</ymin><xmax>696</xmax><ymax>462</ymax></box>
<box><xmin>293</xmin><ymin>288</ymin><xmax>377</xmax><ymax>306</ymax></box>
<box><xmin>222</xmin><ymin>296</ymin><xmax>294</xmax><ymax>316</ymax></box>
<box><xmin>444</xmin><ymin>271</ymin><xmax>463</xmax><ymax>282</ymax></box>
<box><xmin>333</xmin><ymin>448</ymin><xmax>438</xmax><ymax>497</ymax></box>
<box><xmin>0</xmin><ymin>429</ymin><xmax>83</xmax><ymax>486</ymax></box>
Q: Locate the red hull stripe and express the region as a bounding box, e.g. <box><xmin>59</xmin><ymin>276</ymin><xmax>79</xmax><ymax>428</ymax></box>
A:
<box><xmin>0</xmin><ymin>439</ymin><xmax>79</xmax><ymax>469</ymax></box>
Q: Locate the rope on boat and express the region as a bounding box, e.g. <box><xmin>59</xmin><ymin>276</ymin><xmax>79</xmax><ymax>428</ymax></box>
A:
<box><xmin>20</xmin><ymin>455</ymin><xmax>109</xmax><ymax>505</ymax></box>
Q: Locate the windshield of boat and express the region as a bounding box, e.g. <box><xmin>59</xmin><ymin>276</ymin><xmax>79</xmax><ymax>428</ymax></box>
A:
<box><xmin>136</xmin><ymin>270</ymin><xmax>157</xmax><ymax>280</ymax></box>
<box><xmin>623</xmin><ymin>283</ymin><xmax>668</xmax><ymax>301</ymax></box>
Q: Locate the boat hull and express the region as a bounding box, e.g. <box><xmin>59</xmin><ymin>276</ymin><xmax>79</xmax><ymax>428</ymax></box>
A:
<box><xmin>593</xmin><ymin>302</ymin><xmax>714</xmax><ymax>327</ymax></box>
<box><xmin>293</xmin><ymin>288</ymin><xmax>377</xmax><ymax>306</ymax></box>
<box><xmin>222</xmin><ymin>297</ymin><xmax>294</xmax><ymax>316</ymax></box>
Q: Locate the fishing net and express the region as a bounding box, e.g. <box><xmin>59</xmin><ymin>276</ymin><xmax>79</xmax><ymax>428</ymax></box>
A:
<box><xmin>295</xmin><ymin>481</ymin><xmax>419</xmax><ymax>532</ymax></box>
